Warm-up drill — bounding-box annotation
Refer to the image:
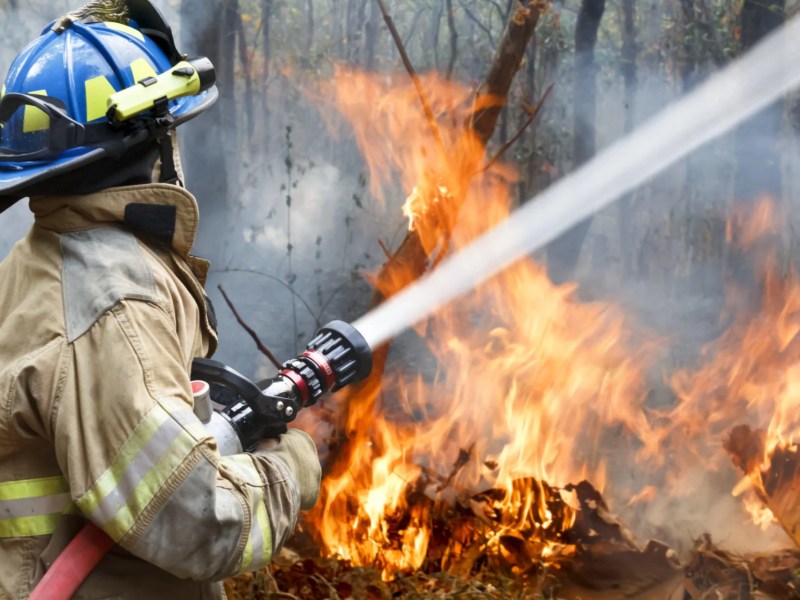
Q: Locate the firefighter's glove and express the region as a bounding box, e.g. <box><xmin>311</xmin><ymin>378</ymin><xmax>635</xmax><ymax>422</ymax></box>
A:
<box><xmin>258</xmin><ymin>429</ymin><xmax>321</xmax><ymax>509</ymax></box>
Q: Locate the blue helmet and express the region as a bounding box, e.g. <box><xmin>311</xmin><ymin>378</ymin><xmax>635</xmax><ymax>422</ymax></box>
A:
<box><xmin>0</xmin><ymin>0</ymin><xmax>218</xmax><ymax>209</ymax></box>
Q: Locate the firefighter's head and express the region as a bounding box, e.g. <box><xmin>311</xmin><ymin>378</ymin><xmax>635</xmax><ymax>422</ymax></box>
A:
<box><xmin>0</xmin><ymin>0</ymin><xmax>217</xmax><ymax>212</ymax></box>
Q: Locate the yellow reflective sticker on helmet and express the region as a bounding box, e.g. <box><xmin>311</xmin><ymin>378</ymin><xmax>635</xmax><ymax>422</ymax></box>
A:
<box><xmin>105</xmin><ymin>21</ymin><xmax>145</xmax><ymax>42</ymax></box>
<box><xmin>130</xmin><ymin>58</ymin><xmax>158</xmax><ymax>85</ymax></box>
<box><xmin>85</xmin><ymin>76</ymin><xmax>117</xmax><ymax>122</ymax></box>
<box><xmin>23</xmin><ymin>90</ymin><xmax>49</xmax><ymax>133</ymax></box>
<box><xmin>1</xmin><ymin>85</ymin><xmax>5</xmax><ymax>99</ymax></box>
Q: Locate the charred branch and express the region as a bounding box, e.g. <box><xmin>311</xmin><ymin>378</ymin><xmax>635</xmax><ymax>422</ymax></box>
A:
<box><xmin>469</xmin><ymin>0</ymin><xmax>542</xmax><ymax>147</ymax></box>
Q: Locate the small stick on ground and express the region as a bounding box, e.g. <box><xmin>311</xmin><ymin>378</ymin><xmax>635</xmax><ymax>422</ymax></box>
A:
<box><xmin>217</xmin><ymin>284</ymin><xmax>282</xmax><ymax>369</ymax></box>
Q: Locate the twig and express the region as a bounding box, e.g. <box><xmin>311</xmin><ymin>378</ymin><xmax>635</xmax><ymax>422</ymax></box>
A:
<box><xmin>217</xmin><ymin>285</ymin><xmax>283</xmax><ymax>369</ymax></box>
<box><xmin>480</xmin><ymin>83</ymin><xmax>553</xmax><ymax>173</ymax></box>
<box><xmin>261</xmin><ymin>569</ymin><xmax>301</xmax><ymax>600</ymax></box>
<box><xmin>310</xmin><ymin>574</ymin><xmax>341</xmax><ymax>599</ymax></box>
<box><xmin>378</xmin><ymin>239</ymin><xmax>393</xmax><ymax>260</ymax></box>
<box><xmin>211</xmin><ymin>268</ymin><xmax>317</xmax><ymax>321</ymax></box>
<box><xmin>374</xmin><ymin>0</ymin><xmax>447</xmax><ymax>160</ymax></box>
<box><xmin>458</xmin><ymin>0</ymin><xmax>495</xmax><ymax>45</ymax></box>
<box><xmin>438</xmin><ymin>443</ymin><xmax>475</xmax><ymax>491</ymax></box>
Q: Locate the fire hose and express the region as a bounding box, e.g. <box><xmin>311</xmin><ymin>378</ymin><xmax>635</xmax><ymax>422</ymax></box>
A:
<box><xmin>29</xmin><ymin>320</ymin><xmax>372</xmax><ymax>600</ymax></box>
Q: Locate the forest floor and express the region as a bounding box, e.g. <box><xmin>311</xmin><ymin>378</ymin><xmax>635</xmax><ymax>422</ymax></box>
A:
<box><xmin>225</xmin><ymin>540</ymin><xmax>800</xmax><ymax>600</ymax></box>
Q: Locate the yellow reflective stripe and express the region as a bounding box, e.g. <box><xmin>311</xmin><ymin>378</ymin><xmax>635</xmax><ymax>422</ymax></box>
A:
<box><xmin>222</xmin><ymin>454</ymin><xmax>263</xmax><ymax>486</ymax></box>
<box><xmin>0</xmin><ymin>476</ymin><xmax>79</xmax><ymax>538</ymax></box>
<box><xmin>252</xmin><ymin>485</ymin><xmax>271</xmax><ymax>568</ymax></box>
<box><xmin>0</xmin><ymin>514</ymin><xmax>63</xmax><ymax>538</ymax></box>
<box><xmin>77</xmin><ymin>404</ymin><xmax>199</xmax><ymax>542</ymax></box>
<box><xmin>84</xmin><ymin>75</ymin><xmax>117</xmax><ymax>122</ymax></box>
<box><xmin>239</xmin><ymin>483</ymin><xmax>264</xmax><ymax>572</ymax></box>
<box><xmin>23</xmin><ymin>89</ymin><xmax>49</xmax><ymax>133</ymax></box>
<box><xmin>0</xmin><ymin>475</ymin><xmax>69</xmax><ymax>500</ymax></box>
<box><xmin>103</xmin><ymin>427</ymin><xmax>195</xmax><ymax>541</ymax></box>
<box><xmin>78</xmin><ymin>406</ymin><xmax>170</xmax><ymax>516</ymax></box>
<box><xmin>226</xmin><ymin>455</ymin><xmax>273</xmax><ymax>574</ymax></box>
<box><xmin>129</xmin><ymin>58</ymin><xmax>158</xmax><ymax>84</ymax></box>
<box><xmin>105</xmin><ymin>21</ymin><xmax>145</xmax><ymax>42</ymax></box>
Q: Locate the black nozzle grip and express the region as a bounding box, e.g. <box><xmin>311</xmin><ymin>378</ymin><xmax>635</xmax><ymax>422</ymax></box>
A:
<box><xmin>307</xmin><ymin>320</ymin><xmax>372</xmax><ymax>391</ymax></box>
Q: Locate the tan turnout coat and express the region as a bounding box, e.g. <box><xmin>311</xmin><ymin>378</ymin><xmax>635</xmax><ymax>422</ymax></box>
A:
<box><xmin>0</xmin><ymin>184</ymin><xmax>318</xmax><ymax>599</ymax></box>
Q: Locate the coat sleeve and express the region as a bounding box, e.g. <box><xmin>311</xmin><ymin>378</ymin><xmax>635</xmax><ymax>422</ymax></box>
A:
<box><xmin>51</xmin><ymin>299</ymin><xmax>320</xmax><ymax>581</ymax></box>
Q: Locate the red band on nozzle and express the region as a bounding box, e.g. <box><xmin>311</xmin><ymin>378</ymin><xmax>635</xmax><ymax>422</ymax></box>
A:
<box><xmin>280</xmin><ymin>369</ymin><xmax>310</xmax><ymax>405</ymax></box>
<box><xmin>303</xmin><ymin>350</ymin><xmax>336</xmax><ymax>391</ymax></box>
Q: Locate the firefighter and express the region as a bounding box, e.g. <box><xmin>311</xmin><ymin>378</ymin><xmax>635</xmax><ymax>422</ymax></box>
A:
<box><xmin>0</xmin><ymin>1</ymin><xmax>321</xmax><ymax>598</ymax></box>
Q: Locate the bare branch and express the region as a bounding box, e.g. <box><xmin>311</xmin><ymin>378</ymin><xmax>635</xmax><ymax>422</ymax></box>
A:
<box><xmin>458</xmin><ymin>0</ymin><xmax>495</xmax><ymax>45</ymax></box>
<box><xmin>481</xmin><ymin>83</ymin><xmax>553</xmax><ymax>172</ymax></box>
<box><xmin>217</xmin><ymin>285</ymin><xmax>282</xmax><ymax>369</ymax></box>
<box><xmin>374</xmin><ymin>0</ymin><xmax>447</xmax><ymax>158</ymax></box>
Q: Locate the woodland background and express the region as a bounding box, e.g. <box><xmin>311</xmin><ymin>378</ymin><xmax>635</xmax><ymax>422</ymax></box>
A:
<box><xmin>0</xmin><ymin>0</ymin><xmax>798</xmax><ymax>377</ymax></box>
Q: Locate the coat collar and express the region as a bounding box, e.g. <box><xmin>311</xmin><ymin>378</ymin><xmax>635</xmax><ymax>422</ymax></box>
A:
<box><xmin>29</xmin><ymin>183</ymin><xmax>200</xmax><ymax>257</ymax></box>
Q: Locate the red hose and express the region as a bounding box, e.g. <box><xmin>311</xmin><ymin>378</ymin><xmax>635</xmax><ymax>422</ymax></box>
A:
<box><xmin>29</xmin><ymin>522</ymin><xmax>114</xmax><ymax>600</ymax></box>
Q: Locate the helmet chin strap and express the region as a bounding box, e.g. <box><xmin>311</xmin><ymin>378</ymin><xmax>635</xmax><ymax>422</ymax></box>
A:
<box><xmin>156</xmin><ymin>131</ymin><xmax>183</xmax><ymax>187</ymax></box>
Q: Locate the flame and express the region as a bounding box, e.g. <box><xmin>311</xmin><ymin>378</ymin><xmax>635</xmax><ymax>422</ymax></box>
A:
<box><xmin>640</xmin><ymin>199</ymin><xmax>800</xmax><ymax>528</ymax></box>
<box><xmin>299</xmin><ymin>68</ymin><xmax>653</xmax><ymax>579</ymax></box>
<box><xmin>294</xmin><ymin>65</ymin><xmax>798</xmax><ymax>574</ymax></box>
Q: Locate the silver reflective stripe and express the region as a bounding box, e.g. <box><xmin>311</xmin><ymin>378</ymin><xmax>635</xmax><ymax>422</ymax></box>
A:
<box><xmin>89</xmin><ymin>416</ymin><xmax>183</xmax><ymax>528</ymax></box>
<box><xmin>0</xmin><ymin>493</ymin><xmax>72</xmax><ymax>519</ymax></box>
<box><xmin>76</xmin><ymin>404</ymin><xmax>197</xmax><ymax>541</ymax></box>
<box><xmin>0</xmin><ymin>476</ymin><xmax>77</xmax><ymax>538</ymax></box>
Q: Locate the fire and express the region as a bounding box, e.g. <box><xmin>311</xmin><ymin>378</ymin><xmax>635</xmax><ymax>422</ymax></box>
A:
<box><xmin>643</xmin><ymin>199</ymin><xmax>800</xmax><ymax>529</ymax></box>
<box><xmin>299</xmin><ymin>68</ymin><xmax>653</xmax><ymax>579</ymax></box>
<box><xmin>292</xmin><ymin>63</ymin><xmax>800</xmax><ymax>579</ymax></box>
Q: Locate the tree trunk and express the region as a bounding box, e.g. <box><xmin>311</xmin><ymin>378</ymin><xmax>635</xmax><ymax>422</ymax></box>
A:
<box><xmin>346</xmin><ymin>0</ymin><xmax>358</xmax><ymax>63</ymax></box>
<box><xmin>520</xmin><ymin>28</ymin><xmax>538</xmax><ymax>203</ymax></box>
<box><xmin>235</xmin><ymin>1</ymin><xmax>254</xmax><ymax>139</ymax></box>
<box><xmin>469</xmin><ymin>0</ymin><xmax>541</xmax><ymax>146</ymax></box>
<box><xmin>332</xmin><ymin>0</ymin><xmax>344</xmax><ymax>59</ymax></box>
<box><xmin>618</xmin><ymin>0</ymin><xmax>637</xmax><ymax>278</ymax></box>
<box><xmin>678</xmin><ymin>0</ymin><xmax>697</xmax><ymax>91</ymax></box>
<box><xmin>363</xmin><ymin>0</ymin><xmax>382</xmax><ymax>70</ymax></box>
<box><xmin>545</xmin><ymin>0</ymin><xmax>605</xmax><ymax>285</ymax></box>
<box><xmin>261</xmin><ymin>0</ymin><xmax>273</xmax><ymax>155</ymax></box>
<box><xmin>428</xmin><ymin>2</ymin><xmax>443</xmax><ymax>71</ymax></box>
<box><xmin>445</xmin><ymin>0</ymin><xmax>458</xmax><ymax>79</ymax></box>
<box><xmin>733</xmin><ymin>0</ymin><xmax>785</xmax><ymax>204</ymax></box>
<box><xmin>221</xmin><ymin>0</ymin><xmax>240</xmax><ymax>156</ymax></box>
<box><xmin>179</xmin><ymin>0</ymin><xmax>229</xmax><ymax>215</ymax></box>
<box><xmin>726</xmin><ymin>0</ymin><xmax>786</xmax><ymax>295</ymax></box>
<box><xmin>306</xmin><ymin>0</ymin><xmax>315</xmax><ymax>52</ymax></box>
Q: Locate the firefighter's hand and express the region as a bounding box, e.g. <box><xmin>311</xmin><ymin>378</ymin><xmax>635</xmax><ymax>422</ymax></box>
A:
<box><xmin>257</xmin><ymin>429</ymin><xmax>321</xmax><ymax>509</ymax></box>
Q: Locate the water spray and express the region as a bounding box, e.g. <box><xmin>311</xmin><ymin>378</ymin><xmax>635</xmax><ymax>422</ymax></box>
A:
<box><xmin>354</xmin><ymin>16</ymin><xmax>800</xmax><ymax>350</ymax></box>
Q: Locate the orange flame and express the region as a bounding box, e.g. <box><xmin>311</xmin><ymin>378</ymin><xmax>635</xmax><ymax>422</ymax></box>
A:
<box><xmin>299</xmin><ymin>69</ymin><xmax>653</xmax><ymax>579</ymax></box>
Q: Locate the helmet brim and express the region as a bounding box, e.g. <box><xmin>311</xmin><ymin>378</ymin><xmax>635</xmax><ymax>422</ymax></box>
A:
<box><xmin>0</xmin><ymin>86</ymin><xmax>218</xmax><ymax>199</ymax></box>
